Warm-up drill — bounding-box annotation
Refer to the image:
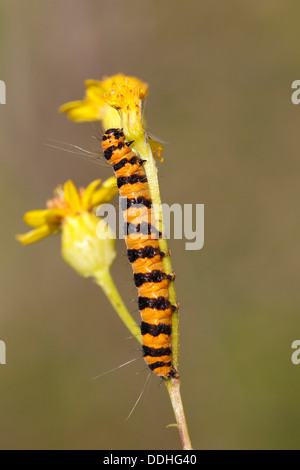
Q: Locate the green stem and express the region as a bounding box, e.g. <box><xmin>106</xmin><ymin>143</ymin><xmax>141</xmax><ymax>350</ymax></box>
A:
<box><xmin>94</xmin><ymin>270</ymin><xmax>141</xmax><ymax>344</ymax></box>
<box><xmin>133</xmin><ymin>134</ymin><xmax>191</xmax><ymax>450</ymax></box>
<box><xmin>166</xmin><ymin>378</ymin><xmax>193</xmax><ymax>450</ymax></box>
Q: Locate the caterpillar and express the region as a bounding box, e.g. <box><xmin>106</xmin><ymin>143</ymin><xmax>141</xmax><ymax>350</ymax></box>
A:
<box><xmin>102</xmin><ymin>128</ymin><xmax>178</xmax><ymax>379</ymax></box>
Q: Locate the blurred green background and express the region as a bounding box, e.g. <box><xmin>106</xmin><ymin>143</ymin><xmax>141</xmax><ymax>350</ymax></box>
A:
<box><xmin>1</xmin><ymin>0</ymin><xmax>300</xmax><ymax>450</ymax></box>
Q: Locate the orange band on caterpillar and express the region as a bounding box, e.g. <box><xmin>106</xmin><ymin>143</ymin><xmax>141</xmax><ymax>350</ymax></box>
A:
<box><xmin>102</xmin><ymin>128</ymin><xmax>178</xmax><ymax>378</ymax></box>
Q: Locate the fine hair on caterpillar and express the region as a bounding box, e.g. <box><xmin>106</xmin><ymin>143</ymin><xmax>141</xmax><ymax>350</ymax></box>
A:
<box><xmin>92</xmin><ymin>354</ymin><xmax>153</xmax><ymax>420</ymax></box>
<box><xmin>102</xmin><ymin>128</ymin><xmax>179</xmax><ymax>379</ymax></box>
<box><xmin>125</xmin><ymin>372</ymin><xmax>152</xmax><ymax>421</ymax></box>
<box><xmin>45</xmin><ymin>138</ymin><xmax>109</xmax><ymax>168</ymax></box>
<box><xmin>92</xmin><ymin>357</ymin><xmax>139</xmax><ymax>380</ymax></box>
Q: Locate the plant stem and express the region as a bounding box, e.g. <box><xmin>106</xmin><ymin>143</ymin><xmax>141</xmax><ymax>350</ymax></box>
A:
<box><xmin>131</xmin><ymin>133</ymin><xmax>192</xmax><ymax>450</ymax></box>
<box><xmin>166</xmin><ymin>377</ymin><xmax>193</xmax><ymax>450</ymax></box>
<box><xmin>133</xmin><ymin>134</ymin><xmax>180</xmax><ymax>369</ymax></box>
<box><xmin>94</xmin><ymin>270</ymin><xmax>141</xmax><ymax>344</ymax></box>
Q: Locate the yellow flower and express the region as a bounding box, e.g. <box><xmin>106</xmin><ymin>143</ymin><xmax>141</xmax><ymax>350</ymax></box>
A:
<box><xmin>16</xmin><ymin>177</ymin><xmax>118</xmax><ymax>279</ymax></box>
<box><xmin>59</xmin><ymin>74</ymin><xmax>147</xmax><ymax>131</ymax></box>
<box><xmin>59</xmin><ymin>73</ymin><xmax>163</xmax><ymax>159</ymax></box>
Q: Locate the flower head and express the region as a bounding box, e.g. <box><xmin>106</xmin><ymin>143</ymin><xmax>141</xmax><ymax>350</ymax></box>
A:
<box><xmin>59</xmin><ymin>74</ymin><xmax>163</xmax><ymax>160</ymax></box>
<box><xmin>16</xmin><ymin>177</ymin><xmax>118</xmax><ymax>279</ymax></box>
<box><xmin>103</xmin><ymin>74</ymin><xmax>148</xmax><ymax>139</ymax></box>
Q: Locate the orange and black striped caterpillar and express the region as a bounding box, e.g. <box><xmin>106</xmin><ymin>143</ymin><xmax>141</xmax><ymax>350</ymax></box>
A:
<box><xmin>102</xmin><ymin>128</ymin><xmax>178</xmax><ymax>379</ymax></box>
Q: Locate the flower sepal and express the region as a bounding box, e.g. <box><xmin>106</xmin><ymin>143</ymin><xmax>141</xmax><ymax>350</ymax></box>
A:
<box><xmin>61</xmin><ymin>212</ymin><xmax>116</xmax><ymax>279</ymax></box>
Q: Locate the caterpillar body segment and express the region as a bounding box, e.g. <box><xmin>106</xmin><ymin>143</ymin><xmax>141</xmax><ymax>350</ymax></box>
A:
<box><xmin>102</xmin><ymin>128</ymin><xmax>178</xmax><ymax>378</ymax></box>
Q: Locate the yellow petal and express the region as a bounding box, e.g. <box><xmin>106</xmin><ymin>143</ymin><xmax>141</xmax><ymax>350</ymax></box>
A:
<box><xmin>63</xmin><ymin>180</ymin><xmax>81</xmax><ymax>212</ymax></box>
<box><xmin>16</xmin><ymin>224</ymin><xmax>59</xmax><ymax>245</ymax></box>
<box><xmin>90</xmin><ymin>176</ymin><xmax>118</xmax><ymax>208</ymax></box>
<box><xmin>59</xmin><ymin>100</ymin><xmax>102</xmax><ymax>122</ymax></box>
<box><xmin>24</xmin><ymin>208</ymin><xmax>65</xmax><ymax>227</ymax></box>
<box><xmin>85</xmin><ymin>79</ymin><xmax>106</xmax><ymax>103</ymax></box>
<box><xmin>24</xmin><ymin>209</ymin><xmax>51</xmax><ymax>227</ymax></box>
<box><xmin>59</xmin><ymin>80</ymin><xmax>105</xmax><ymax>122</ymax></box>
<box><xmin>81</xmin><ymin>179</ymin><xmax>102</xmax><ymax>210</ymax></box>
